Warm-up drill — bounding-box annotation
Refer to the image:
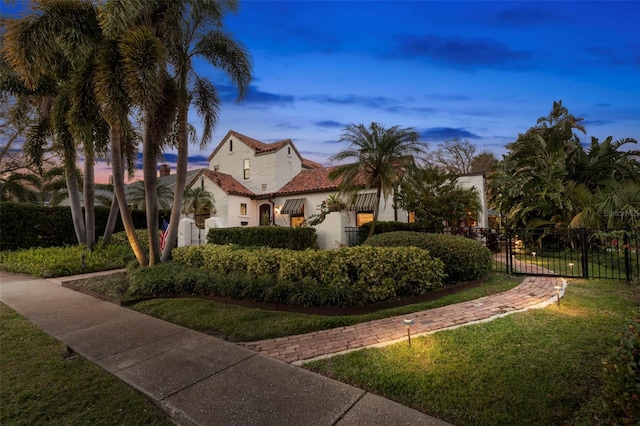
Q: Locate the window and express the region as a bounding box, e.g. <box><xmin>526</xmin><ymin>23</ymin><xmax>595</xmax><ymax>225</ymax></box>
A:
<box><xmin>240</xmin><ymin>203</ymin><xmax>247</xmax><ymax>215</ymax></box>
<box><xmin>213</xmin><ymin>165</ymin><xmax>219</xmax><ymax>171</ymax></box>
<box><xmin>243</xmin><ymin>159</ymin><xmax>250</xmax><ymax>179</ymax></box>
<box><xmin>229</xmin><ymin>140</ymin><xmax>233</xmax><ymax>152</ymax></box>
<box><xmin>356</xmin><ymin>212</ymin><xmax>374</xmax><ymax>226</ymax></box>
<box><xmin>288</xmin><ymin>146</ymin><xmax>291</xmax><ymax>155</ymax></box>
<box><xmin>408</xmin><ymin>212</ymin><xmax>416</xmax><ymax>223</ymax></box>
<box><xmin>290</xmin><ymin>215</ymin><xmax>305</xmax><ymax>228</ymax></box>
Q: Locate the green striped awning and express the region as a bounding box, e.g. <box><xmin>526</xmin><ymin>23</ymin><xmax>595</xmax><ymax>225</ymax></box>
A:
<box><xmin>281</xmin><ymin>198</ymin><xmax>305</xmax><ymax>215</ymax></box>
<box><xmin>354</xmin><ymin>193</ymin><xmax>377</xmax><ymax>211</ymax></box>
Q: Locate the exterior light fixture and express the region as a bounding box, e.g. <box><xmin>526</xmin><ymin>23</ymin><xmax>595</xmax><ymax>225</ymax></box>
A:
<box><xmin>531</xmin><ymin>251</ymin><xmax>536</xmax><ymax>258</ymax></box>
<box><xmin>403</xmin><ymin>319</ymin><xmax>414</xmax><ymax>347</ymax></box>
<box><xmin>274</xmin><ymin>205</ymin><xmax>281</xmax><ymax>214</ymax></box>
<box><xmin>554</xmin><ymin>285</ymin><xmax>562</xmax><ymax>306</ymax></box>
<box><xmin>568</xmin><ymin>263</ymin><xmax>574</xmax><ymax>274</ymax></box>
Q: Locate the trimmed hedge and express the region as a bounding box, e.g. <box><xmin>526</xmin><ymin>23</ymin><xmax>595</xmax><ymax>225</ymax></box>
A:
<box><xmin>356</xmin><ymin>221</ymin><xmax>433</xmax><ymax>245</ymax></box>
<box><xmin>363</xmin><ymin>231</ymin><xmax>492</xmax><ymax>282</ymax></box>
<box><xmin>169</xmin><ymin>244</ymin><xmax>445</xmax><ymax>306</ymax></box>
<box><xmin>0</xmin><ymin>202</ymin><xmax>160</xmax><ymax>251</ymax></box>
<box><xmin>207</xmin><ymin>226</ymin><xmax>317</xmax><ymax>250</ymax></box>
<box><xmin>0</xmin><ymin>245</ymin><xmax>135</xmax><ymax>277</ymax></box>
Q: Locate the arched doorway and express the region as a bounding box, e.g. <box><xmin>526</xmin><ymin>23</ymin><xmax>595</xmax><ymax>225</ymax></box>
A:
<box><xmin>259</xmin><ymin>203</ymin><xmax>271</xmax><ymax>226</ymax></box>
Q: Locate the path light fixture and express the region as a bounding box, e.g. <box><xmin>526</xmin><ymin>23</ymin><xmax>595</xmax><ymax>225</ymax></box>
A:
<box><xmin>554</xmin><ymin>285</ymin><xmax>562</xmax><ymax>306</ymax></box>
<box><xmin>531</xmin><ymin>251</ymin><xmax>536</xmax><ymax>258</ymax></box>
<box><xmin>568</xmin><ymin>263</ymin><xmax>574</xmax><ymax>274</ymax></box>
<box><xmin>403</xmin><ymin>319</ymin><xmax>414</xmax><ymax>347</ymax></box>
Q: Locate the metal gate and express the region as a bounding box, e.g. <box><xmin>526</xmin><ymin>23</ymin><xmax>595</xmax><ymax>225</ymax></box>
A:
<box><xmin>500</xmin><ymin>228</ymin><xmax>639</xmax><ymax>282</ymax></box>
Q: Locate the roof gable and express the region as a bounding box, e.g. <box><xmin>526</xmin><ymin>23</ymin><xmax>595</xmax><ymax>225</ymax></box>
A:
<box><xmin>191</xmin><ymin>169</ymin><xmax>256</xmax><ymax>197</ymax></box>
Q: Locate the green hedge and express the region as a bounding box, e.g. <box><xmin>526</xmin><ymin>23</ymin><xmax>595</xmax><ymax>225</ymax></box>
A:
<box><xmin>363</xmin><ymin>231</ymin><xmax>492</xmax><ymax>282</ymax></box>
<box><xmin>0</xmin><ymin>202</ymin><xmax>159</xmax><ymax>251</ymax></box>
<box><xmin>0</xmin><ymin>245</ymin><xmax>135</xmax><ymax>277</ymax></box>
<box><xmin>356</xmin><ymin>221</ymin><xmax>433</xmax><ymax>245</ymax></box>
<box><xmin>207</xmin><ymin>226</ymin><xmax>317</xmax><ymax>250</ymax></box>
<box><xmin>169</xmin><ymin>244</ymin><xmax>445</xmax><ymax>306</ymax></box>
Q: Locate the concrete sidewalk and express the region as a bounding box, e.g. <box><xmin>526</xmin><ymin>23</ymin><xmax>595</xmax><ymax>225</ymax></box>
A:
<box><xmin>0</xmin><ymin>270</ymin><xmax>451</xmax><ymax>426</ymax></box>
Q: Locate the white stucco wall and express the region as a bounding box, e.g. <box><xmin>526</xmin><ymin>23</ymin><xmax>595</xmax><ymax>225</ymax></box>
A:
<box><xmin>456</xmin><ymin>173</ymin><xmax>488</xmax><ymax>228</ymax></box>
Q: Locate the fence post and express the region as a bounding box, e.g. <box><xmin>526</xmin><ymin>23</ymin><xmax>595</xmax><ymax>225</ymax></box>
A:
<box><xmin>623</xmin><ymin>232</ymin><xmax>631</xmax><ymax>283</ymax></box>
<box><xmin>505</xmin><ymin>230</ymin><xmax>512</xmax><ymax>275</ymax></box>
<box><xmin>580</xmin><ymin>227</ymin><xmax>589</xmax><ymax>279</ymax></box>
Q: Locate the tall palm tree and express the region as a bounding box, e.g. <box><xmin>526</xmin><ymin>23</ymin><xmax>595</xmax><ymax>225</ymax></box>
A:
<box><xmin>160</xmin><ymin>0</ymin><xmax>252</xmax><ymax>262</ymax></box>
<box><xmin>329</xmin><ymin>122</ymin><xmax>427</xmax><ymax>237</ymax></box>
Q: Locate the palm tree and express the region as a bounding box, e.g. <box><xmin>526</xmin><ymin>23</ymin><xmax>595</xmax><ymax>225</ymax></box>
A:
<box><xmin>0</xmin><ymin>172</ymin><xmax>41</xmax><ymax>203</ymax></box>
<box><xmin>159</xmin><ymin>0</ymin><xmax>252</xmax><ymax>262</ymax></box>
<box><xmin>329</xmin><ymin>122</ymin><xmax>427</xmax><ymax>237</ymax></box>
<box><xmin>182</xmin><ymin>186</ymin><xmax>215</xmax><ymax>225</ymax></box>
<box><xmin>127</xmin><ymin>181</ymin><xmax>174</xmax><ymax>211</ymax></box>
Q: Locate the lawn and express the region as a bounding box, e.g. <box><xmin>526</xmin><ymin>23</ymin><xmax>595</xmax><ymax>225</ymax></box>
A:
<box><xmin>304</xmin><ymin>279</ymin><xmax>639</xmax><ymax>426</ymax></box>
<box><xmin>0</xmin><ymin>303</ymin><xmax>172</xmax><ymax>426</ymax></box>
<box><xmin>118</xmin><ymin>272</ymin><xmax>523</xmax><ymax>342</ymax></box>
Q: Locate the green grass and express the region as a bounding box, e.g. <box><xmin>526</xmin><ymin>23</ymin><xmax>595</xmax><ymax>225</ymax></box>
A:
<box><xmin>304</xmin><ymin>279</ymin><xmax>640</xmax><ymax>426</ymax></box>
<box><xmin>129</xmin><ymin>273</ymin><xmax>523</xmax><ymax>342</ymax></box>
<box><xmin>0</xmin><ymin>303</ymin><xmax>172</xmax><ymax>426</ymax></box>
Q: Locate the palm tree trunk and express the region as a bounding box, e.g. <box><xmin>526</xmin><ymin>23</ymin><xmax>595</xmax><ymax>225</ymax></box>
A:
<box><xmin>110</xmin><ymin>124</ymin><xmax>148</xmax><ymax>266</ymax></box>
<box><xmin>101</xmin><ymin>193</ymin><xmax>120</xmax><ymax>247</ymax></box>
<box><xmin>161</xmin><ymin>73</ymin><xmax>189</xmax><ymax>262</ymax></box>
<box><xmin>143</xmin><ymin>118</ymin><xmax>160</xmax><ymax>265</ymax></box>
<box><xmin>66</xmin><ymin>172</ymin><xmax>87</xmax><ymax>245</ymax></box>
<box><xmin>369</xmin><ymin>186</ymin><xmax>382</xmax><ymax>238</ymax></box>
<box><xmin>83</xmin><ymin>147</ymin><xmax>96</xmax><ymax>249</ymax></box>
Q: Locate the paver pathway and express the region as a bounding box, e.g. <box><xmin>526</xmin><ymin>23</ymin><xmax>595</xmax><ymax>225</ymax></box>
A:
<box><xmin>241</xmin><ymin>258</ymin><xmax>565</xmax><ymax>365</ymax></box>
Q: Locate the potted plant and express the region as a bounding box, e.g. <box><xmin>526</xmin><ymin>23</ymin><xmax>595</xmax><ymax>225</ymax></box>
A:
<box><xmin>326</xmin><ymin>193</ymin><xmax>345</xmax><ymax>212</ymax></box>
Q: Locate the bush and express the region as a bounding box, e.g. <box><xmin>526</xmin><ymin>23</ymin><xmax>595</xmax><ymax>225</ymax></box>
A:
<box><xmin>207</xmin><ymin>226</ymin><xmax>317</xmax><ymax>250</ymax></box>
<box><xmin>170</xmin><ymin>244</ymin><xmax>446</xmax><ymax>306</ymax></box>
<box><xmin>363</xmin><ymin>231</ymin><xmax>492</xmax><ymax>282</ymax></box>
<box><xmin>0</xmin><ymin>245</ymin><xmax>135</xmax><ymax>277</ymax></box>
<box><xmin>128</xmin><ymin>262</ymin><xmax>210</xmax><ymax>296</ymax></box>
<box><xmin>0</xmin><ymin>202</ymin><xmax>161</xmax><ymax>251</ymax></box>
<box><xmin>601</xmin><ymin>309</ymin><xmax>640</xmax><ymax>424</ymax></box>
<box><xmin>356</xmin><ymin>221</ymin><xmax>433</xmax><ymax>245</ymax></box>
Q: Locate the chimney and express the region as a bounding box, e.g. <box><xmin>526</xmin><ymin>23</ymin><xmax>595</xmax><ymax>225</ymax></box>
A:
<box><xmin>159</xmin><ymin>164</ymin><xmax>170</xmax><ymax>177</ymax></box>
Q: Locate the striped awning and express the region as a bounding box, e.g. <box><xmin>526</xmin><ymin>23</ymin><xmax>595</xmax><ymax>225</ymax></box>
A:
<box><xmin>354</xmin><ymin>193</ymin><xmax>377</xmax><ymax>211</ymax></box>
<box><xmin>281</xmin><ymin>198</ymin><xmax>305</xmax><ymax>215</ymax></box>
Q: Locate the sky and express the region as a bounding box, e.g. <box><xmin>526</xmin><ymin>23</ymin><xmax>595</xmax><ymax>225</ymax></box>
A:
<box><xmin>4</xmin><ymin>0</ymin><xmax>640</xmax><ymax>184</ymax></box>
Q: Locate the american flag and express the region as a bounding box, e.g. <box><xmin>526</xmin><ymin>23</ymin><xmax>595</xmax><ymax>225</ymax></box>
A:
<box><xmin>160</xmin><ymin>219</ymin><xmax>169</xmax><ymax>251</ymax></box>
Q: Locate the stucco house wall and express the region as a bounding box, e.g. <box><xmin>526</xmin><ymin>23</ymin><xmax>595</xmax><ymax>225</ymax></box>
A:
<box><xmin>456</xmin><ymin>172</ymin><xmax>488</xmax><ymax>228</ymax></box>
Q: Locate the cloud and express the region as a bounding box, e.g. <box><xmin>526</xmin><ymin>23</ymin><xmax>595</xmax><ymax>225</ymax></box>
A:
<box><xmin>582</xmin><ymin>119</ymin><xmax>612</xmax><ymax>127</ymax></box>
<box><xmin>392</xmin><ymin>34</ymin><xmax>533</xmax><ymax>70</ymax></box>
<box><xmin>583</xmin><ymin>44</ymin><xmax>640</xmax><ymax>69</ymax></box>
<box><xmin>314</xmin><ymin>120</ymin><xmax>344</xmax><ymax>129</ymax></box>
<box><xmin>491</xmin><ymin>7</ymin><xmax>561</xmax><ymax>26</ymax></box>
<box><xmin>301</xmin><ymin>94</ymin><xmax>398</xmax><ymax>108</ymax></box>
<box><xmin>218</xmin><ymin>84</ymin><xmax>294</xmax><ymax>106</ymax></box>
<box><xmin>419</xmin><ymin>127</ymin><xmax>482</xmax><ymax>141</ymax></box>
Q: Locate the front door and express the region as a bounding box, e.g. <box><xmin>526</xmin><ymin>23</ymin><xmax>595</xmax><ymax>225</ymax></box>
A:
<box><xmin>259</xmin><ymin>203</ymin><xmax>271</xmax><ymax>226</ymax></box>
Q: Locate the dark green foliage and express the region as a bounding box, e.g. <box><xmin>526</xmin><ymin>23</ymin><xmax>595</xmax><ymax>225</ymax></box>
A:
<box><xmin>167</xmin><ymin>244</ymin><xmax>445</xmax><ymax>307</ymax></box>
<box><xmin>357</xmin><ymin>221</ymin><xmax>433</xmax><ymax>245</ymax></box>
<box><xmin>207</xmin><ymin>226</ymin><xmax>317</xmax><ymax>250</ymax></box>
<box><xmin>601</xmin><ymin>309</ymin><xmax>640</xmax><ymax>424</ymax></box>
<box><xmin>363</xmin><ymin>231</ymin><xmax>492</xmax><ymax>282</ymax></box>
<box><xmin>0</xmin><ymin>202</ymin><xmax>155</xmax><ymax>251</ymax></box>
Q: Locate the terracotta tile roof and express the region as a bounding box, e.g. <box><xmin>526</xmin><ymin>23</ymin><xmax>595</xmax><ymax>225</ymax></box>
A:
<box><xmin>301</xmin><ymin>158</ymin><xmax>324</xmax><ymax>169</ymax></box>
<box><xmin>195</xmin><ymin>169</ymin><xmax>256</xmax><ymax>197</ymax></box>
<box><xmin>275</xmin><ymin>167</ymin><xmax>368</xmax><ymax>196</ymax></box>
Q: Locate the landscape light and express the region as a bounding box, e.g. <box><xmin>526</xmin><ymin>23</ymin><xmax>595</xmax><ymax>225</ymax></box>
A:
<box><xmin>568</xmin><ymin>263</ymin><xmax>574</xmax><ymax>274</ymax></box>
<box><xmin>403</xmin><ymin>319</ymin><xmax>414</xmax><ymax>347</ymax></box>
<box><xmin>554</xmin><ymin>286</ymin><xmax>562</xmax><ymax>306</ymax></box>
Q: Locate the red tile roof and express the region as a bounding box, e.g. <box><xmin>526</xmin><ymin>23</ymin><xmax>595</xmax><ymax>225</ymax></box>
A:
<box><xmin>275</xmin><ymin>167</ymin><xmax>369</xmax><ymax>196</ymax></box>
<box><xmin>195</xmin><ymin>169</ymin><xmax>256</xmax><ymax>197</ymax></box>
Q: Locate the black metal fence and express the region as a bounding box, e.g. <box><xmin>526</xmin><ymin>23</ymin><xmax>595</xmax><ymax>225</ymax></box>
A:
<box><xmin>500</xmin><ymin>228</ymin><xmax>639</xmax><ymax>282</ymax></box>
<box><xmin>345</xmin><ymin>225</ymin><xmax>639</xmax><ymax>282</ymax></box>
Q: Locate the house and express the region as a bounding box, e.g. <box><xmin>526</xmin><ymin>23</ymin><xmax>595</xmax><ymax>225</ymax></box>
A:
<box><xmin>182</xmin><ymin>130</ymin><xmax>489</xmax><ymax>244</ymax></box>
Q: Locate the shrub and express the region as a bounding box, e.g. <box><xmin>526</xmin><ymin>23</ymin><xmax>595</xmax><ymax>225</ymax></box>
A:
<box><xmin>601</xmin><ymin>309</ymin><xmax>640</xmax><ymax>424</ymax></box>
<box><xmin>207</xmin><ymin>226</ymin><xmax>317</xmax><ymax>250</ymax></box>
<box><xmin>128</xmin><ymin>262</ymin><xmax>211</xmax><ymax>297</ymax></box>
<box><xmin>356</xmin><ymin>221</ymin><xmax>433</xmax><ymax>245</ymax></box>
<box><xmin>0</xmin><ymin>245</ymin><xmax>134</xmax><ymax>277</ymax></box>
<box><xmin>363</xmin><ymin>231</ymin><xmax>492</xmax><ymax>282</ymax></box>
<box><xmin>0</xmin><ymin>202</ymin><xmax>156</xmax><ymax>251</ymax></box>
<box><xmin>171</xmin><ymin>244</ymin><xmax>445</xmax><ymax>306</ymax></box>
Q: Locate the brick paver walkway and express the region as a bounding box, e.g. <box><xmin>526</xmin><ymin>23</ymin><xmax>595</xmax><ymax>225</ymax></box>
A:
<box><xmin>241</xmin><ymin>258</ymin><xmax>564</xmax><ymax>365</ymax></box>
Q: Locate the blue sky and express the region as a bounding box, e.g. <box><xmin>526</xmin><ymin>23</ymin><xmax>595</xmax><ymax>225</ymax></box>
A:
<box><xmin>185</xmin><ymin>0</ymin><xmax>640</xmax><ymax>171</ymax></box>
<box><xmin>4</xmin><ymin>0</ymin><xmax>640</xmax><ymax>182</ymax></box>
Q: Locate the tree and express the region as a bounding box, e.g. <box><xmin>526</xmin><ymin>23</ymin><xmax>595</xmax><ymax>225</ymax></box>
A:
<box><xmin>127</xmin><ymin>181</ymin><xmax>174</xmax><ymax>211</ymax></box>
<box><xmin>429</xmin><ymin>138</ymin><xmax>476</xmax><ymax>174</ymax></box>
<box><xmin>329</xmin><ymin>122</ymin><xmax>428</xmax><ymax>237</ymax></box>
<box><xmin>470</xmin><ymin>150</ymin><xmax>498</xmax><ymax>173</ymax></box>
<box><xmin>395</xmin><ymin>166</ymin><xmax>481</xmax><ymax>231</ymax></box>
<box><xmin>160</xmin><ymin>0</ymin><xmax>252</xmax><ymax>262</ymax></box>
<box><xmin>182</xmin><ymin>186</ymin><xmax>214</xmax><ymax>223</ymax></box>
<box><xmin>490</xmin><ymin>100</ymin><xmax>639</xmax><ymax>229</ymax></box>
